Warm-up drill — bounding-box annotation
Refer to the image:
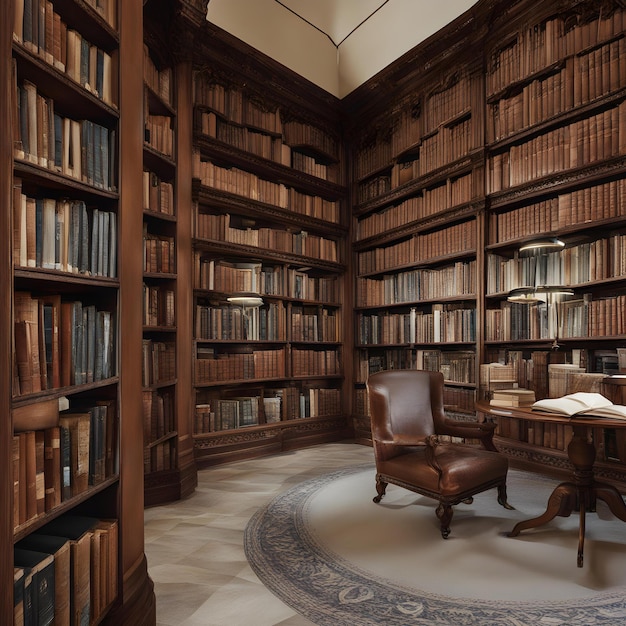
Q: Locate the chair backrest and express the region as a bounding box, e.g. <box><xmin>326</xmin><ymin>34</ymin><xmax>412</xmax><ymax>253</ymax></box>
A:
<box><xmin>367</xmin><ymin>369</ymin><xmax>445</xmax><ymax>447</ymax></box>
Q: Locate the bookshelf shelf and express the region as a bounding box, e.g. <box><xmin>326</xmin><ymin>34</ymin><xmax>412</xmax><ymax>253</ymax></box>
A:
<box><xmin>13</xmin><ymin>475</ymin><xmax>119</xmax><ymax>543</ymax></box>
<box><xmin>194</xmin><ymin>182</ymin><xmax>346</xmax><ymax>231</ymax></box>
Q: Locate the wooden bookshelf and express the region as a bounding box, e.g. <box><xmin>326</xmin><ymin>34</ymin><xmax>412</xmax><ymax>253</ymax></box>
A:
<box><xmin>2</xmin><ymin>0</ymin><xmax>157</xmax><ymax>623</ymax></box>
<box><xmin>346</xmin><ymin>35</ymin><xmax>486</xmax><ymax>442</ymax></box>
<box><xmin>189</xmin><ymin>31</ymin><xmax>351</xmax><ymax>466</ymax></box>
<box><xmin>141</xmin><ymin>2</ymin><xmax>198</xmax><ymax>507</ymax></box>
<box><xmin>344</xmin><ymin>0</ymin><xmax>626</xmax><ymax>469</ymax></box>
<box><xmin>479</xmin><ymin>0</ymin><xmax>626</xmax><ymax>479</ymax></box>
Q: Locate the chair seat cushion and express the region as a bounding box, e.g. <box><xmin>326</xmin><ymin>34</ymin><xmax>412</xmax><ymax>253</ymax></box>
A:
<box><xmin>377</xmin><ymin>444</ymin><xmax>508</xmax><ymax>499</ymax></box>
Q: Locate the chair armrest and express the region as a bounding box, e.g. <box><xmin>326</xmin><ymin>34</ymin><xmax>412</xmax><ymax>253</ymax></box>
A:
<box><xmin>438</xmin><ymin>418</ymin><xmax>498</xmax><ymax>452</ymax></box>
<box><xmin>424</xmin><ymin>435</ymin><xmax>443</xmax><ymax>474</ymax></box>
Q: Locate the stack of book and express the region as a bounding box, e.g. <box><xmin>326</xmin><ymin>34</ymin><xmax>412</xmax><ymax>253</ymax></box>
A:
<box><xmin>490</xmin><ymin>388</ymin><xmax>536</xmax><ymax>408</ymax></box>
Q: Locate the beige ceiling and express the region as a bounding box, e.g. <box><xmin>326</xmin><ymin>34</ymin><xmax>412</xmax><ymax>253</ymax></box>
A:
<box><xmin>273</xmin><ymin>0</ymin><xmax>391</xmax><ymax>46</ymax></box>
<box><xmin>206</xmin><ymin>0</ymin><xmax>479</xmax><ymax>98</ymax></box>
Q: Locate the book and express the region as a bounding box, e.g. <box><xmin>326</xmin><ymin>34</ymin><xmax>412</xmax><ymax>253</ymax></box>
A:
<box><xmin>491</xmin><ymin>388</ymin><xmax>536</xmax><ymax>408</ymax></box>
<box><xmin>532</xmin><ymin>392</ymin><xmax>626</xmax><ymax>419</ymax></box>
<box><xmin>58</xmin><ymin>412</ymin><xmax>91</xmax><ymax>496</ymax></box>
<box><xmin>13</xmin><ymin>547</ymin><xmax>55</xmax><ymax>626</ymax></box>
<box><xmin>39</xmin><ymin>515</ymin><xmax>96</xmax><ymax>626</ymax></box>
<box><xmin>14</xmin><ymin>567</ymin><xmax>25</xmax><ymax>626</ymax></box>
<box><xmin>44</xmin><ymin>426</ymin><xmax>61</xmax><ymax>510</ymax></box>
<box><xmin>17</xmin><ymin>534</ymin><xmax>70</xmax><ymax>626</ymax></box>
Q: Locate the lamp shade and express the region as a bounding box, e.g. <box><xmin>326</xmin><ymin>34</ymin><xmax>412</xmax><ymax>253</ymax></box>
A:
<box><xmin>226</xmin><ymin>294</ymin><xmax>264</xmax><ymax>307</ymax></box>
<box><xmin>519</xmin><ymin>238</ymin><xmax>565</xmax><ymax>253</ymax></box>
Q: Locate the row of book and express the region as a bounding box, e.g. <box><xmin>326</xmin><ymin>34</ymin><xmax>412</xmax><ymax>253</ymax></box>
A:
<box><xmin>357</xmin><ymin>260</ymin><xmax>476</xmax><ymax>307</ymax></box>
<box><xmin>195</xmin><ymin>212</ymin><xmax>339</xmax><ymax>262</ymax></box>
<box><xmin>195</xmin><ymin>303</ymin><xmax>286</xmax><ymax>342</ymax></box>
<box><xmin>357</xmin><ymin>166</ymin><xmax>469</xmax><ymax>237</ymax></box>
<box><xmin>193</xmin><ymin>257</ymin><xmax>279</xmax><ymax>294</ymax></box>
<box><xmin>488</xmin><ymin>38</ymin><xmax>626</xmax><ymax>142</ymax></box>
<box><xmin>143</xmin><ymin>284</ymin><xmax>175</xmax><ymax>328</ymax></box>
<box><xmin>487</xmin><ymin>10</ymin><xmax>626</xmax><ymax>96</ymax></box>
<box><xmin>358</xmin><ymin>304</ymin><xmax>477</xmax><ymax>345</ymax></box>
<box><xmin>193</xmin><ymin>154</ymin><xmax>340</xmax><ymax>223</ymax></box>
<box><xmin>14</xmin><ymin>77</ymin><xmax>117</xmax><ymax>190</ymax></box>
<box><xmin>292</xmin><ymin>151</ymin><xmax>335</xmax><ymax>182</ymax></box>
<box><xmin>357</xmin><ymin>174</ymin><xmax>392</xmax><ymax>204</ymax></box>
<box><xmin>142</xmin><ymin>340</ymin><xmax>175</xmax><ymax>387</ymax></box>
<box><xmin>145</xmin><ymin>439</ymin><xmax>176</xmax><ymax>474</ymax></box>
<box><xmin>423</xmin><ymin>72</ymin><xmax>472</xmax><ymax>134</ymax></box>
<box><xmin>143</xmin><ymin>170</ymin><xmax>174</xmax><ymax>215</ymax></box>
<box><xmin>195</xmin><ymin>347</ymin><xmax>286</xmax><ymax>383</ymax></box>
<box><xmin>144</xmin><ymin>231</ymin><xmax>175</xmax><ymax>274</ymax></box>
<box><xmin>354</xmin><ymin>138</ymin><xmax>393</xmax><ymax>181</ymax></box>
<box><xmin>14</xmin><ymin>292</ymin><xmax>115</xmax><ymax>396</ymax></box>
<box><xmin>199</xmin><ymin>110</ymin><xmax>286</xmax><ymax>164</ymax></box>
<box><xmin>195</xmin><ymin>396</ymin><xmax>262</xmax><ymax>432</ymax></box>
<box><xmin>487</xmin><ymin>236</ymin><xmax>626</xmax><ymax>294</ymax></box>
<box><xmin>421</xmin><ymin>117</ymin><xmax>476</xmax><ymax>175</ymax></box>
<box><xmin>13</xmin><ymin>400</ymin><xmax>116</xmax><ymax>529</ymax></box>
<box><xmin>194</xmin><ymin>77</ymin><xmax>283</xmax><ymax>133</ymax></box>
<box><xmin>14</xmin><ymin>515</ymin><xmax>118</xmax><ymax>626</ymax></box>
<box><xmin>358</xmin><ymin>220</ymin><xmax>476</xmax><ymax>274</ymax></box>
<box><xmin>389</xmin><ymin>105</ymin><xmax>421</xmax><ymax>157</ymax></box>
<box><xmin>13</xmin><ymin>0</ymin><xmax>116</xmax><ymax>106</ymax></box>
<box><xmin>291</xmin><ymin>306</ymin><xmax>339</xmax><ymax>342</ymax></box>
<box><xmin>389</xmin><ymin>161</ymin><xmax>470</xmax><ymax>205</ymax></box>
<box><xmin>291</xmin><ymin>348</ymin><xmax>340</xmax><ymax>377</ymax></box>
<box><xmin>195</xmin><ymin>82</ymin><xmax>339</xmax><ymax>162</ymax></box>
<box><xmin>194</xmin><ymin>387</ymin><xmax>342</xmax><ymax>434</ymax></box>
<box><xmin>489</xmin><ymin>178</ymin><xmax>626</xmax><ymax>243</ymax></box>
<box><xmin>13</xmin><ymin>184</ymin><xmax>117</xmax><ymax>278</ymax></box>
<box><xmin>485</xmin><ymin>294</ymin><xmax>626</xmax><ymax>341</ymax></box>
<box><xmin>283</xmin><ymin>120</ymin><xmax>339</xmax><ymax>161</ymax></box>
<box><xmin>193</xmin><ymin>256</ymin><xmax>339</xmax><ymax>302</ymax></box>
<box><xmin>145</xmin><ymin>114</ymin><xmax>174</xmax><ymax>157</ymax></box>
<box><xmin>488</xmin><ymin>101</ymin><xmax>626</xmax><ymax>193</ymax></box>
<box><xmin>144</xmin><ymin>44</ymin><xmax>172</xmax><ymax>106</ymax></box>
<box><xmin>142</xmin><ymin>388</ymin><xmax>175</xmax><ymax>444</ymax></box>
<box><xmin>356</xmin><ymin>349</ymin><xmax>476</xmax><ymax>385</ymax></box>
<box><xmin>354</xmin><ymin>374</ymin><xmax>476</xmax><ymax>414</ymax></box>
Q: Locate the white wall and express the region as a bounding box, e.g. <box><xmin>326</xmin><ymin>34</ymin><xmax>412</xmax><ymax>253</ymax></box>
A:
<box><xmin>206</xmin><ymin>0</ymin><xmax>339</xmax><ymax>96</ymax></box>
<box><xmin>338</xmin><ymin>0</ymin><xmax>478</xmax><ymax>97</ymax></box>
<box><xmin>206</xmin><ymin>0</ymin><xmax>478</xmax><ymax>98</ymax></box>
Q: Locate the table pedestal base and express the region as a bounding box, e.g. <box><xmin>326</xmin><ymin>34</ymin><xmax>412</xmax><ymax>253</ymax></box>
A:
<box><xmin>508</xmin><ymin>425</ymin><xmax>626</xmax><ymax>567</ymax></box>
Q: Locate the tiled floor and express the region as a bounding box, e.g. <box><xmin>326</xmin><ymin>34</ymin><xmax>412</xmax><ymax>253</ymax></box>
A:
<box><xmin>144</xmin><ymin>441</ymin><xmax>375</xmax><ymax>626</ymax></box>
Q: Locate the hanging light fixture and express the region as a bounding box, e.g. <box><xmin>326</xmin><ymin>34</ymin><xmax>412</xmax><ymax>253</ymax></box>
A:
<box><xmin>506</xmin><ymin>287</ymin><xmax>543</xmax><ymax>303</ymax></box>
<box><xmin>518</xmin><ymin>237</ymin><xmax>565</xmax><ymax>253</ymax></box>
<box><xmin>226</xmin><ymin>294</ymin><xmax>264</xmax><ymax>307</ymax></box>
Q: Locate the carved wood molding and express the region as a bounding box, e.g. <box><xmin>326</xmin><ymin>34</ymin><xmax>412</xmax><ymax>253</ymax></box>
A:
<box><xmin>191</xmin><ymin>23</ymin><xmax>341</xmax><ymax>138</ymax></box>
<box><xmin>488</xmin><ymin>156</ymin><xmax>626</xmax><ymax>210</ymax></box>
<box><xmin>193</xmin><ymin>415</ymin><xmax>349</xmax><ymax>449</ymax></box>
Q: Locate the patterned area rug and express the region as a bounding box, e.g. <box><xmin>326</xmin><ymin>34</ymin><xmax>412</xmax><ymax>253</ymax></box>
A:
<box><xmin>244</xmin><ymin>465</ymin><xmax>626</xmax><ymax>626</ymax></box>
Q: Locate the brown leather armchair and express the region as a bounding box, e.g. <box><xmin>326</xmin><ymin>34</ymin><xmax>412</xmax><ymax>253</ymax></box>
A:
<box><xmin>367</xmin><ymin>369</ymin><xmax>512</xmax><ymax>538</ymax></box>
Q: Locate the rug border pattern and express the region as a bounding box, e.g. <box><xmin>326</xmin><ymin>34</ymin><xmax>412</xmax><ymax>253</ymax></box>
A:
<box><xmin>244</xmin><ymin>464</ymin><xmax>626</xmax><ymax>626</ymax></box>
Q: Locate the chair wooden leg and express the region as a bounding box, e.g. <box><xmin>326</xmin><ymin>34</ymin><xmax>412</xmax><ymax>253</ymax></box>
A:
<box><xmin>497</xmin><ymin>483</ymin><xmax>514</xmax><ymax>510</ymax></box>
<box><xmin>373</xmin><ymin>477</ymin><xmax>387</xmax><ymax>503</ymax></box>
<box><xmin>436</xmin><ymin>503</ymin><xmax>453</xmax><ymax>539</ymax></box>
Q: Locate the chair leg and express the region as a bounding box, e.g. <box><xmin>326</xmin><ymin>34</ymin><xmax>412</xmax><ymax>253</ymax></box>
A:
<box><xmin>373</xmin><ymin>476</ymin><xmax>387</xmax><ymax>503</ymax></box>
<box><xmin>497</xmin><ymin>483</ymin><xmax>514</xmax><ymax>510</ymax></box>
<box><xmin>436</xmin><ymin>503</ymin><xmax>453</xmax><ymax>539</ymax></box>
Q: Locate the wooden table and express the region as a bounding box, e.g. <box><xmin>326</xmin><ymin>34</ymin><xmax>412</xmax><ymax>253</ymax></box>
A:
<box><xmin>477</xmin><ymin>401</ymin><xmax>626</xmax><ymax>567</ymax></box>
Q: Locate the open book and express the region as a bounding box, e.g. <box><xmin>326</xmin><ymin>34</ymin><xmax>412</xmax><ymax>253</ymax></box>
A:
<box><xmin>532</xmin><ymin>392</ymin><xmax>626</xmax><ymax>419</ymax></box>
